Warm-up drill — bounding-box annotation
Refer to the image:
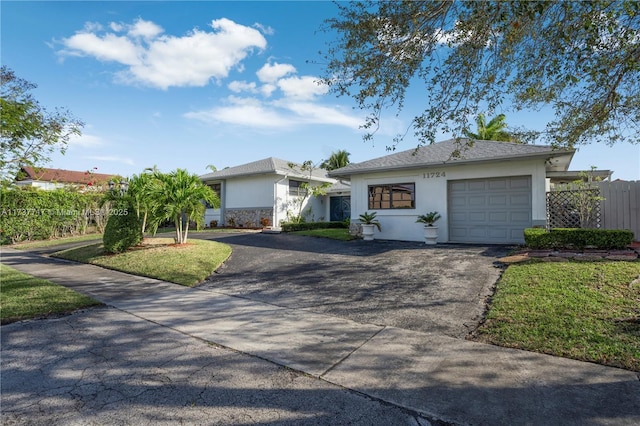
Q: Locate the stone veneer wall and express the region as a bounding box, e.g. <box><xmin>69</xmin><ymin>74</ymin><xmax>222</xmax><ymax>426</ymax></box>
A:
<box><xmin>225</xmin><ymin>208</ymin><xmax>273</xmax><ymax>228</ymax></box>
<box><xmin>349</xmin><ymin>222</ymin><xmax>362</xmax><ymax>237</ymax></box>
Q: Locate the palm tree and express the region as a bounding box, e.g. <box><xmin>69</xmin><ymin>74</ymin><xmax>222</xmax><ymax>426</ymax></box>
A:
<box><xmin>462</xmin><ymin>113</ymin><xmax>514</xmax><ymax>142</ymax></box>
<box><xmin>153</xmin><ymin>169</ymin><xmax>219</xmax><ymax>244</ymax></box>
<box><xmin>127</xmin><ymin>171</ymin><xmax>162</xmax><ymax>235</ymax></box>
<box><xmin>320</xmin><ymin>150</ymin><xmax>351</xmax><ymax>171</ymax></box>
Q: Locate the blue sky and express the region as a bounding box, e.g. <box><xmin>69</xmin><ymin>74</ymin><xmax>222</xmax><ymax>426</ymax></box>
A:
<box><xmin>2</xmin><ymin>1</ymin><xmax>639</xmax><ymax>180</ymax></box>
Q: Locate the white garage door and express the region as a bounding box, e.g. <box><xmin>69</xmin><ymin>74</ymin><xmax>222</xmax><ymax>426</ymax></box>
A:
<box><xmin>448</xmin><ymin>176</ymin><xmax>532</xmax><ymax>244</ymax></box>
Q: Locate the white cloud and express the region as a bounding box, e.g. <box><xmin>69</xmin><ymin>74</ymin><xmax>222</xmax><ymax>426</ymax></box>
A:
<box><xmin>228</xmin><ymin>80</ymin><xmax>258</xmax><ymax>93</ymax></box>
<box><xmin>62</xmin><ymin>32</ymin><xmax>140</xmax><ymax>65</ymax></box>
<box><xmin>59</xmin><ymin>17</ymin><xmax>267</xmax><ymax>89</ymax></box>
<box><xmin>127</xmin><ymin>18</ymin><xmax>163</xmax><ymax>39</ymax></box>
<box><xmin>260</xmin><ymin>83</ymin><xmax>277</xmax><ymax>97</ymax></box>
<box><xmin>185</xmin><ymin>97</ymin><xmax>293</xmax><ymax>129</ymax></box>
<box><xmin>256</xmin><ymin>62</ymin><xmax>296</xmax><ymax>83</ymax></box>
<box><xmin>68</xmin><ymin>133</ymin><xmax>104</xmax><ymax>148</ymax></box>
<box><xmin>277</xmin><ymin>76</ymin><xmax>327</xmax><ymax>100</ymax></box>
<box><xmin>253</xmin><ymin>23</ymin><xmax>274</xmax><ymax>36</ymax></box>
<box><xmin>185</xmin><ymin>95</ymin><xmax>361</xmax><ymax>130</ymax></box>
<box><xmin>277</xmin><ymin>101</ymin><xmax>362</xmax><ymax>128</ymax></box>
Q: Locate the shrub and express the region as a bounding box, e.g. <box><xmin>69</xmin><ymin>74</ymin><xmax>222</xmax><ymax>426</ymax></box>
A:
<box><xmin>524</xmin><ymin>228</ymin><xmax>634</xmax><ymax>250</ymax></box>
<box><xmin>102</xmin><ymin>202</ymin><xmax>143</xmax><ymax>253</ymax></box>
<box><xmin>281</xmin><ymin>221</ymin><xmax>348</xmax><ymax>232</ymax></box>
<box><xmin>0</xmin><ymin>188</ymin><xmax>104</xmax><ymax>244</ymax></box>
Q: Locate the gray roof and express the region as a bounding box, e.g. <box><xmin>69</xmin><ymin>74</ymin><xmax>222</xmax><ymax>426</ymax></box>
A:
<box><xmin>328</xmin><ymin>138</ymin><xmax>575</xmax><ymax>178</ymax></box>
<box><xmin>326</xmin><ymin>180</ymin><xmax>351</xmax><ymax>194</ymax></box>
<box><xmin>200</xmin><ymin>157</ymin><xmax>334</xmax><ymax>182</ymax></box>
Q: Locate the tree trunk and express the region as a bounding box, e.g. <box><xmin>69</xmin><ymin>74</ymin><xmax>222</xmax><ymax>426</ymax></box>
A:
<box><xmin>174</xmin><ymin>217</ymin><xmax>182</xmax><ymax>244</ymax></box>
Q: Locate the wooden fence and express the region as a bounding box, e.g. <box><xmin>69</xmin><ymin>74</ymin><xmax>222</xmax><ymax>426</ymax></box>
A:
<box><xmin>596</xmin><ymin>181</ymin><xmax>640</xmax><ymax>239</ymax></box>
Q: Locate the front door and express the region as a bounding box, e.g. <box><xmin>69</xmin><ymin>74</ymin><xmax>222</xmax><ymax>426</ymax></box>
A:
<box><xmin>330</xmin><ymin>196</ymin><xmax>351</xmax><ymax>221</ymax></box>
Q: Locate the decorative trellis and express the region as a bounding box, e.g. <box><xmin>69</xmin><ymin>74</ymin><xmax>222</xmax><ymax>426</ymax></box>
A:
<box><xmin>546</xmin><ymin>189</ymin><xmax>601</xmax><ymax>229</ymax></box>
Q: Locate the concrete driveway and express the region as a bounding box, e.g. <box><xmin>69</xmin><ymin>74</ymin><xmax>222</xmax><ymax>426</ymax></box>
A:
<box><xmin>196</xmin><ymin>232</ymin><xmax>509</xmax><ymax>338</ymax></box>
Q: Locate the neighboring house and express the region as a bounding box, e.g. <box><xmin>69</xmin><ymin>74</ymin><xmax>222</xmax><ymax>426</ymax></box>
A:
<box><xmin>328</xmin><ymin>138</ymin><xmax>575</xmax><ymax>244</ymax></box>
<box><xmin>14</xmin><ymin>167</ymin><xmax>116</xmax><ymax>191</ymax></box>
<box><xmin>199</xmin><ymin>157</ymin><xmax>336</xmax><ymax>228</ymax></box>
<box><xmin>546</xmin><ymin>170</ymin><xmax>612</xmax><ymax>188</ymax></box>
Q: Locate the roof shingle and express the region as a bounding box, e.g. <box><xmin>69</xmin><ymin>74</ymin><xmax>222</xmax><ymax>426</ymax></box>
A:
<box><xmin>329</xmin><ymin>139</ymin><xmax>574</xmax><ymax>177</ymax></box>
<box><xmin>200</xmin><ymin>157</ymin><xmax>333</xmax><ymax>182</ymax></box>
<box><xmin>17</xmin><ymin>167</ymin><xmax>116</xmax><ymax>185</ymax></box>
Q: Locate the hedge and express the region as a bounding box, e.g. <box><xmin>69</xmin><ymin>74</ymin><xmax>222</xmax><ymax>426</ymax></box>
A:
<box><xmin>0</xmin><ymin>188</ymin><xmax>106</xmax><ymax>245</ymax></box>
<box><xmin>103</xmin><ymin>201</ymin><xmax>143</xmax><ymax>253</ymax></box>
<box><xmin>281</xmin><ymin>221</ymin><xmax>348</xmax><ymax>232</ymax></box>
<box><xmin>524</xmin><ymin>228</ymin><xmax>634</xmax><ymax>250</ymax></box>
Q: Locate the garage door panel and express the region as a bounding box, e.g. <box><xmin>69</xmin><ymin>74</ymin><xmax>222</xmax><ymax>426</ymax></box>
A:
<box><xmin>468</xmin><ymin>196</ymin><xmax>486</xmax><ymax>206</ymax></box>
<box><xmin>450</xmin><ymin>196</ymin><xmax>467</xmax><ymax>207</ymax></box>
<box><xmin>469</xmin><ymin>228</ymin><xmax>486</xmax><ymax>238</ymax></box>
<box><xmin>488</xmin><ymin>179</ymin><xmax>507</xmax><ymax>190</ymax></box>
<box><xmin>469</xmin><ymin>212</ymin><xmax>486</xmax><ymax>222</ymax></box>
<box><xmin>510</xmin><ymin>211</ymin><xmax>531</xmax><ymax>223</ymax></box>
<box><xmin>488</xmin><ymin>228</ymin><xmax>509</xmax><ymax>239</ymax></box>
<box><xmin>468</xmin><ymin>181</ymin><xmax>486</xmax><ymax>191</ymax></box>
<box><xmin>449</xmin><ymin>181</ymin><xmax>467</xmax><ymax>191</ymax></box>
<box><xmin>509</xmin><ymin>177</ymin><xmax>531</xmax><ymax>189</ymax></box>
<box><xmin>489</xmin><ymin>195</ymin><xmax>507</xmax><ymax>205</ymax></box>
<box><xmin>489</xmin><ymin>211</ymin><xmax>508</xmax><ymax>222</ymax></box>
<box><xmin>510</xmin><ymin>194</ymin><xmax>530</xmax><ymax>205</ymax></box>
<box><xmin>448</xmin><ymin>176</ymin><xmax>531</xmax><ymax>244</ymax></box>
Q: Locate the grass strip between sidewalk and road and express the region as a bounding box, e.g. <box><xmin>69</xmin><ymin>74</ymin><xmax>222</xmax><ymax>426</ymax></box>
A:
<box><xmin>53</xmin><ymin>237</ymin><xmax>232</xmax><ymax>287</ymax></box>
<box><xmin>0</xmin><ymin>264</ymin><xmax>102</xmax><ymax>324</ymax></box>
<box><xmin>474</xmin><ymin>260</ymin><xmax>640</xmax><ymax>371</ymax></box>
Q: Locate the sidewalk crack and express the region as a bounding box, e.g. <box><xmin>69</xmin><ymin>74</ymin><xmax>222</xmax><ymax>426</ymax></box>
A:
<box><xmin>319</xmin><ymin>326</ymin><xmax>386</xmax><ymax>378</ymax></box>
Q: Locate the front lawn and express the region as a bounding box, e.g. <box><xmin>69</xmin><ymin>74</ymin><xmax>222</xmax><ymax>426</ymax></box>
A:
<box><xmin>53</xmin><ymin>238</ymin><xmax>232</xmax><ymax>287</ymax></box>
<box><xmin>474</xmin><ymin>260</ymin><xmax>640</xmax><ymax>371</ymax></box>
<box><xmin>10</xmin><ymin>233</ymin><xmax>103</xmax><ymax>250</ymax></box>
<box><xmin>0</xmin><ymin>264</ymin><xmax>101</xmax><ymax>324</ymax></box>
<box><xmin>290</xmin><ymin>228</ymin><xmax>356</xmax><ymax>241</ymax></box>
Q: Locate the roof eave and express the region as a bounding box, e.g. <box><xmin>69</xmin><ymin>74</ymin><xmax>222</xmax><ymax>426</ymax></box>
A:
<box><xmin>329</xmin><ymin>149</ymin><xmax>575</xmax><ymax>179</ymax></box>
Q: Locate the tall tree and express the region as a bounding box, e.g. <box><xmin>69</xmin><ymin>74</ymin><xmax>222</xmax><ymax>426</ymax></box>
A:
<box><xmin>152</xmin><ymin>169</ymin><xmax>219</xmax><ymax>244</ymax></box>
<box><xmin>322</xmin><ymin>1</ymin><xmax>640</xmax><ymax>150</ymax></box>
<box><xmin>320</xmin><ymin>150</ymin><xmax>351</xmax><ymax>170</ymax></box>
<box><xmin>462</xmin><ymin>114</ymin><xmax>513</xmax><ymax>142</ymax></box>
<box><xmin>0</xmin><ymin>66</ymin><xmax>84</xmax><ymax>181</ymax></box>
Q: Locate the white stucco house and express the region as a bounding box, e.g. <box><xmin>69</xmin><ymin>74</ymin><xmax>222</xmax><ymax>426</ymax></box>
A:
<box><xmin>328</xmin><ymin>139</ymin><xmax>575</xmax><ymax>244</ymax></box>
<box><xmin>199</xmin><ymin>157</ymin><xmax>338</xmax><ymax>228</ymax></box>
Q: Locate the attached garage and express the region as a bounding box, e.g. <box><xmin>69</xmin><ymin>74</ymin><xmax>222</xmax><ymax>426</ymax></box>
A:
<box><xmin>448</xmin><ymin>176</ymin><xmax>532</xmax><ymax>244</ymax></box>
<box><xmin>328</xmin><ymin>139</ymin><xmax>575</xmax><ymax>244</ymax></box>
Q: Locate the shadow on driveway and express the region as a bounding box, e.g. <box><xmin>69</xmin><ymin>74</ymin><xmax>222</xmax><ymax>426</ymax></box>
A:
<box><xmin>195</xmin><ymin>232</ymin><xmax>511</xmax><ymax>338</ymax></box>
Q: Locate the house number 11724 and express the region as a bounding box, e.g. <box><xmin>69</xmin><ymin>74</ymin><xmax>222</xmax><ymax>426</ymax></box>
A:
<box><xmin>424</xmin><ymin>172</ymin><xmax>446</xmax><ymax>178</ymax></box>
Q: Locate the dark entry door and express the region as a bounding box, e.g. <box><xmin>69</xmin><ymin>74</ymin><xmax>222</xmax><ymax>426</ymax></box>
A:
<box><xmin>330</xmin><ymin>196</ymin><xmax>351</xmax><ymax>221</ymax></box>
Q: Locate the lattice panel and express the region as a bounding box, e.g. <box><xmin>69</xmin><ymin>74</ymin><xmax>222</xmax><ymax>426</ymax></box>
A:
<box><xmin>546</xmin><ymin>189</ymin><xmax>601</xmax><ymax>229</ymax></box>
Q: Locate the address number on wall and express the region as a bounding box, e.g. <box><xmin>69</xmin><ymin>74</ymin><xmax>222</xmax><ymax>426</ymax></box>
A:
<box><xmin>423</xmin><ymin>172</ymin><xmax>446</xmax><ymax>178</ymax></box>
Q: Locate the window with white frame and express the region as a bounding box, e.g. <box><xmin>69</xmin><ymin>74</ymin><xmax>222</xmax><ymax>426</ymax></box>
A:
<box><xmin>368</xmin><ymin>183</ymin><xmax>415</xmax><ymax>209</ymax></box>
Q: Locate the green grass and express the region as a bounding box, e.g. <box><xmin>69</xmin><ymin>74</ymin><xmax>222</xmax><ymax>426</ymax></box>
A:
<box><xmin>11</xmin><ymin>233</ymin><xmax>103</xmax><ymax>250</ymax></box>
<box><xmin>290</xmin><ymin>228</ymin><xmax>357</xmax><ymax>241</ymax></box>
<box><xmin>0</xmin><ymin>264</ymin><xmax>101</xmax><ymax>324</ymax></box>
<box><xmin>154</xmin><ymin>227</ymin><xmax>253</xmax><ymax>234</ymax></box>
<box><xmin>53</xmin><ymin>237</ymin><xmax>232</xmax><ymax>287</ymax></box>
<box><xmin>475</xmin><ymin>260</ymin><xmax>640</xmax><ymax>371</ymax></box>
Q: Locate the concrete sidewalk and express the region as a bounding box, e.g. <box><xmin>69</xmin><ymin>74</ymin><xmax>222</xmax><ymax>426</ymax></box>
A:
<box><xmin>2</xmin><ymin>247</ymin><xmax>639</xmax><ymax>425</ymax></box>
